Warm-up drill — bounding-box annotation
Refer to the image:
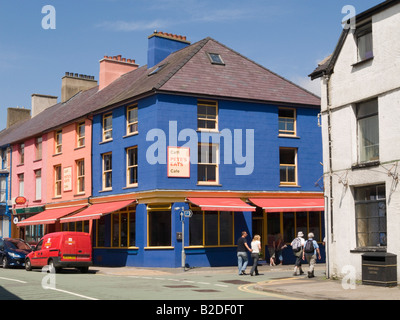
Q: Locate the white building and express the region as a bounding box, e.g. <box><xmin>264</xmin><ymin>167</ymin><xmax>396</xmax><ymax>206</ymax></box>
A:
<box><xmin>310</xmin><ymin>0</ymin><xmax>400</xmax><ymax>282</ymax></box>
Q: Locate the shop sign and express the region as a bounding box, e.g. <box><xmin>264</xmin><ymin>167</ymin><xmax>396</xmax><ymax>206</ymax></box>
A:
<box><xmin>15</xmin><ymin>196</ymin><xmax>27</xmax><ymax>205</ymax></box>
<box><xmin>167</xmin><ymin>147</ymin><xmax>190</xmax><ymax>178</ymax></box>
<box><xmin>63</xmin><ymin>167</ymin><xmax>72</xmax><ymax>192</ymax></box>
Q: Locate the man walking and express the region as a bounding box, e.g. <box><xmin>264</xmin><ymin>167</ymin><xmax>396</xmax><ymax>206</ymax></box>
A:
<box><xmin>302</xmin><ymin>232</ymin><xmax>321</xmax><ymax>278</ymax></box>
<box><xmin>291</xmin><ymin>231</ymin><xmax>305</xmax><ymax>276</ymax></box>
<box><xmin>237</xmin><ymin>231</ymin><xmax>252</xmax><ymax>275</ymax></box>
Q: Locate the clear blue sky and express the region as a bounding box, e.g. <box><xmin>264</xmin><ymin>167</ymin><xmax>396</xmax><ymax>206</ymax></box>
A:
<box><xmin>0</xmin><ymin>0</ymin><xmax>383</xmax><ymax>131</ymax></box>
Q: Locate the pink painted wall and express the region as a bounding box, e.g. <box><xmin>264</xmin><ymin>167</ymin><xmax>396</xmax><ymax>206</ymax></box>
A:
<box><xmin>11</xmin><ymin>134</ymin><xmax>48</xmax><ymax>209</ymax></box>
<box><xmin>46</xmin><ymin>118</ymin><xmax>92</xmax><ymax>204</ymax></box>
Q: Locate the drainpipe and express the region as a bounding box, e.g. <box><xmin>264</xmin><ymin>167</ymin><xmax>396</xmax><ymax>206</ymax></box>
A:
<box><xmin>324</xmin><ymin>74</ymin><xmax>333</xmax><ymax>279</ymax></box>
<box><xmin>6</xmin><ymin>146</ymin><xmax>12</xmax><ymax>237</ymax></box>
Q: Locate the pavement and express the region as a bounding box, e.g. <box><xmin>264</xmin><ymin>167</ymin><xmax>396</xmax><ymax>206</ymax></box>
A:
<box><xmin>93</xmin><ymin>263</ymin><xmax>400</xmax><ymax>300</ymax></box>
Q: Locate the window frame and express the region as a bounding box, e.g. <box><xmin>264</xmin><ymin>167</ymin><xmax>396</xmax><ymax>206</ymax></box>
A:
<box><xmin>35</xmin><ymin>137</ymin><xmax>42</xmax><ymax>161</ymax></box>
<box><xmin>354</xmin><ymin>184</ymin><xmax>386</xmax><ymax>248</ymax></box>
<box><xmin>197</xmin><ymin>143</ymin><xmax>219</xmax><ymax>185</ymax></box>
<box><xmin>55</xmin><ymin>130</ymin><xmax>62</xmax><ymax>154</ymax></box>
<box><xmin>278</xmin><ymin>107</ymin><xmax>297</xmax><ymax>136</ymax></box>
<box><xmin>356</xmin><ymin>22</ymin><xmax>373</xmax><ymax>62</ymax></box>
<box><xmin>126</xmin><ymin>105</ymin><xmax>138</xmax><ymax>136</ymax></box>
<box><xmin>189</xmin><ymin>210</ymin><xmax>235</xmax><ymax>247</ymax></box>
<box><xmin>102</xmin><ymin>153</ymin><xmax>112</xmax><ymax>191</ymax></box>
<box><xmin>54</xmin><ymin>165</ymin><xmax>62</xmax><ymax>197</ymax></box>
<box><xmin>35</xmin><ymin>169</ymin><xmax>41</xmax><ymax>201</ymax></box>
<box><xmin>279</xmin><ymin>147</ymin><xmax>298</xmax><ymax>186</ymax></box>
<box><xmin>76</xmin><ymin>159</ymin><xmax>85</xmax><ymax>194</ymax></box>
<box><xmin>19</xmin><ymin>143</ymin><xmax>25</xmax><ymax>165</ymax></box>
<box><xmin>197</xmin><ymin>100</ymin><xmax>218</xmax><ymax>131</ymax></box>
<box><xmin>18</xmin><ymin>173</ymin><xmax>24</xmax><ymax>197</ymax></box>
<box><xmin>76</xmin><ymin>122</ymin><xmax>86</xmax><ymax>148</ymax></box>
<box><xmin>126</xmin><ymin>146</ymin><xmax>138</xmax><ymax>188</ymax></box>
<box><xmin>356</xmin><ymin>99</ymin><xmax>379</xmax><ymax>164</ymax></box>
<box><xmin>102</xmin><ymin>113</ymin><xmax>113</xmax><ymax>142</ymax></box>
<box><xmin>110</xmin><ymin>206</ymin><xmax>136</xmax><ymax>248</ymax></box>
<box><xmin>147</xmin><ymin>206</ymin><xmax>172</xmax><ymax>248</ymax></box>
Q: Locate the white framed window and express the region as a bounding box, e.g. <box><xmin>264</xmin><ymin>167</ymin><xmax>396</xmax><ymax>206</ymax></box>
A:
<box><xmin>356</xmin><ymin>23</ymin><xmax>373</xmax><ymax>62</ymax></box>
<box><xmin>54</xmin><ymin>165</ymin><xmax>62</xmax><ymax>197</ymax></box>
<box><xmin>126</xmin><ymin>147</ymin><xmax>138</xmax><ymax>187</ymax></box>
<box><xmin>279</xmin><ymin>147</ymin><xmax>297</xmax><ymax>186</ymax></box>
<box><xmin>357</xmin><ymin>99</ymin><xmax>379</xmax><ymax>163</ymax></box>
<box><xmin>103</xmin><ymin>113</ymin><xmax>113</xmax><ymax>142</ymax></box>
<box><xmin>19</xmin><ymin>143</ymin><xmax>25</xmax><ymax>165</ymax></box>
<box><xmin>197</xmin><ymin>100</ymin><xmax>218</xmax><ymax>131</ymax></box>
<box><xmin>35</xmin><ymin>137</ymin><xmax>42</xmax><ymax>160</ymax></box>
<box><xmin>198</xmin><ymin>143</ymin><xmax>219</xmax><ymax>185</ymax></box>
<box><xmin>355</xmin><ymin>184</ymin><xmax>386</xmax><ymax>247</ymax></box>
<box><xmin>76</xmin><ymin>159</ymin><xmax>85</xmax><ymax>194</ymax></box>
<box><xmin>35</xmin><ymin>169</ymin><xmax>41</xmax><ymax>201</ymax></box>
<box><xmin>55</xmin><ymin>130</ymin><xmax>62</xmax><ymax>154</ymax></box>
<box><xmin>278</xmin><ymin>108</ymin><xmax>296</xmax><ymax>136</ymax></box>
<box><xmin>102</xmin><ymin>153</ymin><xmax>112</xmax><ymax>190</ymax></box>
<box><xmin>18</xmin><ymin>173</ymin><xmax>24</xmax><ymax>197</ymax></box>
<box><xmin>127</xmin><ymin>105</ymin><xmax>138</xmax><ymax>135</ymax></box>
<box><xmin>0</xmin><ymin>176</ymin><xmax>6</xmax><ymax>202</ymax></box>
<box><xmin>77</xmin><ymin>122</ymin><xmax>85</xmax><ymax>148</ymax></box>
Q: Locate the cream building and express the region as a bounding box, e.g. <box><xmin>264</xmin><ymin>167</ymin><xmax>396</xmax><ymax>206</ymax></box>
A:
<box><xmin>310</xmin><ymin>0</ymin><xmax>400</xmax><ymax>282</ymax></box>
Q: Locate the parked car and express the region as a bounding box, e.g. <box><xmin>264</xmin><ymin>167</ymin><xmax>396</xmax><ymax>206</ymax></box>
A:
<box><xmin>25</xmin><ymin>232</ymin><xmax>92</xmax><ymax>273</ymax></box>
<box><xmin>0</xmin><ymin>238</ymin><xmax>33</xmax><ymax>268</ymax></box>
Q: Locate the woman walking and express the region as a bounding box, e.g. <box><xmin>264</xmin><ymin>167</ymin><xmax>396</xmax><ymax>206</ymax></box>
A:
<box><xmin>250</xmin><ymin>235</ymin><xmax>261</xmax><ymax>276</ymax></box>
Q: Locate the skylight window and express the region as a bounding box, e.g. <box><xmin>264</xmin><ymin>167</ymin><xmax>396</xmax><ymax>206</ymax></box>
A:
<box><xmin>207</xmin><ymin>53</ymin><xmax>225</xmax><ymax>65</ymax></box>
<box><xmin>148</xmin><ymin>63</ymin><xmax>167</xmax><ymax>76</ymax></box>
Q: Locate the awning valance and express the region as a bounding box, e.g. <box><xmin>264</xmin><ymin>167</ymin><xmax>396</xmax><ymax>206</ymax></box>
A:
<box><xmin>249</xmin><ymin>198</ymin><xmax>325</xmax><ymax>212</ymax></box>
<box><xmin>60</xmin><ymin>200</ymin><xmax>135</xmax><ymax>223</ymax></box>
<box><xmin>17</xmin><ymin>205</ymin><xmax>87</xmax><ymax>227</ymax></box>
<box><xmin>188</xmin><ymin>198</ymin><xmax>255</xmax><ymax>212</ymax></box>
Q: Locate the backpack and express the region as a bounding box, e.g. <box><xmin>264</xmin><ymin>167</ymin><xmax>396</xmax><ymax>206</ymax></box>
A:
<box><xmin>292</xmin><ymin>238</ymin><xmax>302</xmax><ymax>252</ymax></box>
<box><xmin>304</xmin><ymin>240</ymin><xmax>314</xmax><ymax>254</ymax></box>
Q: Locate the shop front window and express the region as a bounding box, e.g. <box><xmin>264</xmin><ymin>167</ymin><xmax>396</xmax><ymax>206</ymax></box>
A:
<box><xmin>149</xmin><ymin>210</ymin><xmax>171</xmax><ymax>247</ymax></box>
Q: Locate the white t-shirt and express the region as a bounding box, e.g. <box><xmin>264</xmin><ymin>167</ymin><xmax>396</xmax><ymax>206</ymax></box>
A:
<box><xmin>251</xmin><ymin>240</ymin><xmax>261</xmax><ymax>253</ymax></box>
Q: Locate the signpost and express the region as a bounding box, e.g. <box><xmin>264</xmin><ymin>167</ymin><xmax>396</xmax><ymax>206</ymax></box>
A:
<box><xmin>175</xmin><ymin>206</ymin><xmax>193</xmax><ymax>270</ymax></box>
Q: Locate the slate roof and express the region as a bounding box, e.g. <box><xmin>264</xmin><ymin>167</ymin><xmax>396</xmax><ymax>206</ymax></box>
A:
<box><xmin>0</xmin><ymin>36</ymin><xmax>320</xmax><ymax>146</ymax></box>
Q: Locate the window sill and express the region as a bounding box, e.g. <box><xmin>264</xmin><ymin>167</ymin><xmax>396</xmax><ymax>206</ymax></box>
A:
<box><xmin>52</xmin><ymin>196</ymin><xmax>62</xmax><ymax>200</ymax></box>
<box><xmin>123</xmin><ymin>132</ymin><xmax>138</xmax><ymax>138</ymax></box>
<box><xmin>351</xmin><ymin>160</ymin><xmax>380</xmax><ymax>170</ymax></box>
<box><xmin>196</xmin><ymin>129</ymin><xmax>220</xmax><ymax>133</ymax></box>
<box><xmin>99</xmin><ymin>139</ymin><xmax>113</xmax><ymax>145</ymax></box>
<box><xmin>197</xmin><ymin>182</ymin><xmax>222</xmax><ymax>187</ymax></box>
<box><xmin>144</xmin><ymin>246</ymin><xmax>174</xmax><ymax>250</ymax></box>
<box><xmin>99</xmin><ymin>189</ymin><xmax>112</xmax><ymax>193</ymax></box>
<box><xmin>123</xmin><ymin>184</ymin><xmax>138</xmax><ymax>190</ymax></box>
<box><xmin>279</xmin><ymin>184</ymin><xmax>300</xmax><ymax>188</ymax></box>
<box><xmin>52</xmin><ymin>153</ymin><xmax>62</xmax><ymax>157</ymax></box>
<box><xmin>351</xmin><ymin>56</ymin><xmax>374</xmax><ymax>68</ymax></box>
<box><xmin>74</xmin><ymin>193</ymin><xmax>86</xmax><ymax>197</ymax></box>
<box><xmin>74</xmin><ymin>146</ymin><xmax>85</xmax><ymax>151</ymax></box>
<box><xmin>350</xmin><ymin>247</ymin><xmax>386</xmax><ymax>253</ymax></box>
<box><xmin>278</xmin><ymin>134</ymin><xmax>299</xmax><ymax>139</ymax></box>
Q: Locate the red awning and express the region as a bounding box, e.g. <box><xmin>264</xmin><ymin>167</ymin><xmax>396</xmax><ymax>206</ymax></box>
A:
<box><xmin>60</xmin><ymin>200</ymin><xmax>135</xmax><ymax>223</ymax></box>
<box><xmin>249</xmin><ymin>198</ymin><xmax>325</xmax><ymax>212</ymax></box>
<box><xmin>188</xmin><ymin>198</ymin><xmax>255</xmax><ymax>212</ymax></box>
<box><xmin>17</xmin><ymin>205</ymin><xmax>87</xmax><ymax>227</ymax></box>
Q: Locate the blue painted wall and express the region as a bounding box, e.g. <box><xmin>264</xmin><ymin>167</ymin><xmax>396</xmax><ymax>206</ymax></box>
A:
<box><xmin>92</xmin><ymin>94</ymin><xmax>322</xmax><ymax>195</ymax></box>
<box><xmin>91</xmin><ymin>93</ymin><xmax>323</xmax><ymax>267</ymax></box>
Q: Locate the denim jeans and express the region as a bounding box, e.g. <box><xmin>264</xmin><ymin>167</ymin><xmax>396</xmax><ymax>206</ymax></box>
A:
<box><xmin>250</xmin><ymin>253</ymin><xmax>259</xmax><ymax>275</ymax></box>
<box><xmin>237</xmin><ymin>252</ymin><xmax>248</xmax><ymax>274</ymax></box>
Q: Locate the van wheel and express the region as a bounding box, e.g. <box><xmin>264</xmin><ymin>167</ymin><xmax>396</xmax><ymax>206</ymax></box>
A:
<box><xmin>48</xmin><ymin>260</ymin><xmax>60</xmax><ymax>273</ymax></box>
<box><xmin>25</xmin><ymin>258</ymin><xmax>32</xmax><ymax>271</ymax></box>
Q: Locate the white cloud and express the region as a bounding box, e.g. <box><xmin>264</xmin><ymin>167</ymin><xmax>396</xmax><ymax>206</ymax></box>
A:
<box><xmin>96</xmin><ymin>19</ymin><xmax>170</xmax><ymax>32</ymax></box>
<box><xmin>291</xmin><ymin>75</ymin><xmax>321</xmax><ymax>97</ymax></box>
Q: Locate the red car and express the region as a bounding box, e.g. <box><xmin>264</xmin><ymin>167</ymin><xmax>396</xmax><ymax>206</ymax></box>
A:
<box><xmin>25</xmin><ymin>232</ymin><xmax>92</xmax><ymax>273</ymax></box>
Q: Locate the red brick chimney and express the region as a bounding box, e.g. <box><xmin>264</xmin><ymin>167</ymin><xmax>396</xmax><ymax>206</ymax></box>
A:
<box><xmin>99</xmin><ymin>55</ymin><xmax>139</xmax><ymax>90</ymax></box>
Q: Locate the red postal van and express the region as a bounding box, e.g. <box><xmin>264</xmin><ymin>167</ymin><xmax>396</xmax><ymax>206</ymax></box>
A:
<box><xmin>25</xmin><ymin>232</ymin><xmax>92</xmax><ymax>273</ymax></box>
